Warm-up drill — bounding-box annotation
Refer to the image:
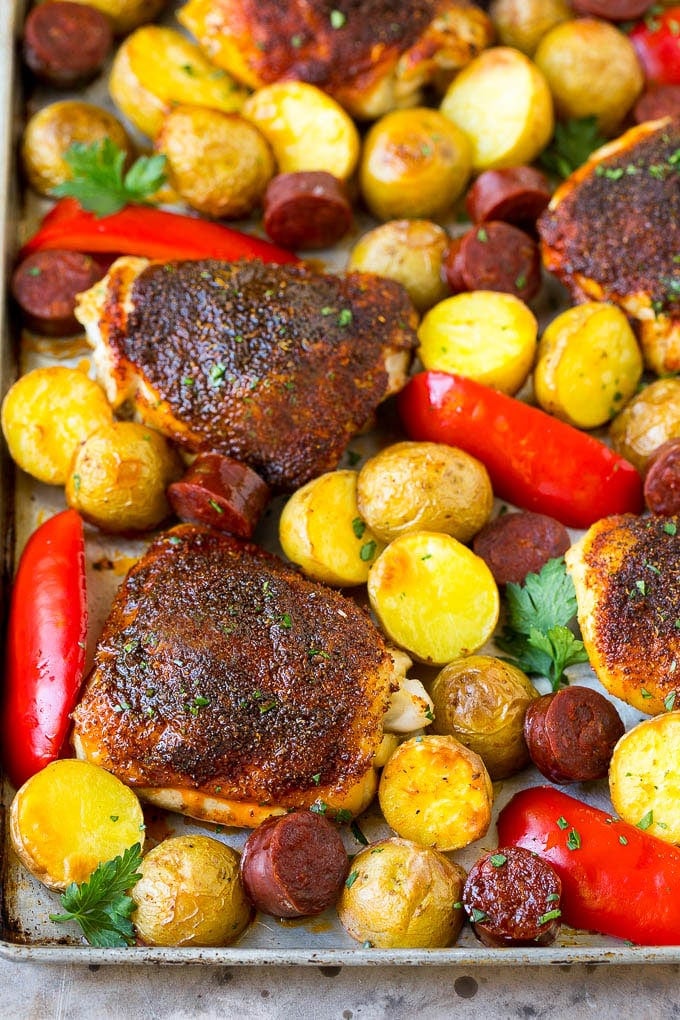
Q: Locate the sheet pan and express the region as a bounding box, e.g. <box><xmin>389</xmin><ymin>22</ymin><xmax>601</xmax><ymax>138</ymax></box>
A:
<box><xmin>1</xmin><ymin>0</ymin><xmax>677</xmax><ymax>966</ymax></box>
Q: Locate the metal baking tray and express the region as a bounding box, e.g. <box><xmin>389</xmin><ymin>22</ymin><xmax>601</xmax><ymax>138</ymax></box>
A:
<box><xmin>1</xmin><ymin>0</ymin><xmax>677</xmax><ymax>966</ymax></box>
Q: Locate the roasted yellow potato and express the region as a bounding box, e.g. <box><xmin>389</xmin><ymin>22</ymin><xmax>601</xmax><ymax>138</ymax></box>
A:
<box><xmin>534</xmin><ymin>302</ymin><xmax>643</xmax><ymax>429</ymax></box>
<box><xmin>378</xmin><ymin>734</ymin><xmax>493</xmax><ymax>851</ymax></box>
<box><xmin>418</xmin><ymin>290</ymin><xmax>538</xmax><ymax>395</ymax></box>
<box><xmin>440</xmin><ymin>47</ymin><xmax>554</xmax><ymax>171</ymax></box>
<box><xmin>132</xmin><ymin>835</ymin><xmax>252</xmax><ymax>947</ymax></box>
<box><xmin>63</xmin><ymin>0</ymin><xmax>167</xmax><ymax>34</ymax></box>
<box><xmin>279</xmin><ymin>469</ymin><xmax>384</xmax><ymax>585</ymax></box>
<box><xmin>109</xmin><ymin>26</ymin><xmax>249</xmax><ymax>139</ymax></box>
<box><xmin>489</xmin><ymin>0</ymin><xmax>571</xmax><ymax>55</ymax></box>
<box><xmin>65</xmin><ymin>421</ymin><xmax>183</xmax><ymax>533</ymax></box>
<box><xmin>1</xmin><ymin>366</ymin><xmax>114</xmax><ymax>485</ymax></box>
<box><xmin>368</xmin><ymin>531</ymin><xmax>500</xmax><ymax>665</ymax></box>
<box><xmin>534</xmin><ymin>19</ymin><xmax>644</xmax><ymax>135</ymax></box>
<box><xmin>242</xmin><ymin>82</ymin><xmax>360</xmax><ymax>181</ymax></box>
<box><xmin>156</xmin><ymin>105</ymin><xmax>275</xmax><ymax>219</ymax></box>
<box><xmin>359</xmin><ymin>107</ymin><xmax>472</xmax><ymax>222</ymax></box>
<box><xmin>347</xmin><ymin>220</ymin><xmax>449</xmax><ymax>313</ymax></box>
<box><xmin>356</xmin><ymin>441</ymin><xmax>493</xmax><ymax>544</ymax></box>
<box><xmin>337</xmin><ymin>837</ymin><xmax>466</xmax><ymax>949</ymax></box>
<box><xmin>609</xmin><ymin>714</ymin><xmax>680</xmax><ymax>845</ymax></box>
<box><xmin>10</xmin><ymin>759</ymin><xmax>145</xmax><ymax>892</ymax></box>
<box><xmin>429</xmin><ymin>655</ymin><xmax>539</xmax><ymax>780</ymax></box>
<box><xmin>22</xmin><ymin>100</ymin><xmax>133</xmax><ymax>195</ymax></box>
<box><xmin>609</xmin><ymin>378</ymin><xmax>680</xmax><ymax>473</ymax></box>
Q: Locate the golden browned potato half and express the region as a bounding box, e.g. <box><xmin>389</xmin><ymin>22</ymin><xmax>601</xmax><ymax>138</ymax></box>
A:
<box><xmin>132</xmin><ymin>835</ymin><xmax>252</xmax><ymax>947</ymax></box>
<box><xmin>429</xmin><ymin>655</ymin><xmax>539</xmax><ymax>780</ymax></box>
<box><xmin>63</xmin><ymin>0</ymin><xmax>167</xmax><ymax>34</ymax></box>
<box><xmin>10</xmin><ymin>759</ymin><xmax>144</xmax><ymax>892</ymax></box>
<box><xmin>347</xmin><ymin>220</ymin><xmax>449</xmax><ymax>313</ymax></box>
<box><xmin>22</xmin><ymin>101</ymin><xmax>133</xmax><ymax>196</ymax></box>
<box><xmin>156</xmin><ymin>105</ymin><xmax>275</xmax><ymax>219</ymax></box>
<box><xmin>356</xmin><ymin>440</ymin><xmax>493</xmax><ymax>544</ymax></box>
<box><xmin>65</xmin><ymin>421</ymin><xmax>183</xmax><ymax>533</ymax></box>
<box><xmin>337</xmin><ymin>837</ymin><xmax>466</xmax><ymax>949</ymax></box>
<box><xmin>489</xmin><ymin>0</ymin><xmax>571</xmax><ymax>56</ymax></box>
<box><xmin>609</xmin><ymin>714</ymin><xmax>680</xmax><ymax>845</ymax></box>
<box><xmin>609</xmin><ymin>377</ymin><xmax>680</xmax><ymax>473</ymax></box>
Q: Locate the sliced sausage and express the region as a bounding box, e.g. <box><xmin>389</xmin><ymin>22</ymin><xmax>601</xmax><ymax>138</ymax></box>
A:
<box><xmin>472</xmin><ymin>511</ymin><xmax>571</xmax><ymax>587</ymax></box>
<box><xmin>23</xmin><ymin>1</ymin><xmax>113</xmax><ymax>88</ymax></box>
<box><xmin>644</xmin><ymin>438</ymin><xmax>680</xmax><ymax>515</ymax></box>
<box><xmin>263</xmin><ymin>171</ymin><xmax>352</xmax><ymax>250</ymax></box>
<box><xmin>240</xmin><ymin>810</ymin><xmax>349</xmax><ymax>918</ymax></box>
<box><xmin>167</xmin><ymin>452</ymin><xmax>270</xmax><ymax>538</ymax></box>
<box><xmin>463</xmin><ymin>846</ymin><xmax>562</xmax><ymax>947</ymax></box>
<box><xmin>465</xmin><ymin>167</ymin><xmax>552</xmax><ymax>229</ymax></box>
<box><xmin>442</xmin><ymin>221</ymin><xmax>542</xmax><ymax>302</ymax></box>
<box><xmin>442</xmin><ymin>235</ymin><xmax>467</xmax><ymax>294</ymax></box>
<box><xmin>524</xmin><ymin>686</ymin><xmax>625</xmax><ymax>784</ymax></box>
<box><xmin>570</xmin><ymin>0</ymin><xmax>652</xmax><ymax>19</ymax></box>
<box><xmin>11</xmin><ymin>249</ymin><xmax>104</xmax><ymax>335</ymax></box>
<box><xmin>634</xmin><ymin>85</ymin><xmax>680</xmax><ymax>125</ymax></box>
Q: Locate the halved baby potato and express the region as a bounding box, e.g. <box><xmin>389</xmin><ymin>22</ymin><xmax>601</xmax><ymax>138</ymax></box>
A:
<box><xmin>609</xmin><ymin>713</ymin><xmax>680</xmax><ymax>845</ymax></box>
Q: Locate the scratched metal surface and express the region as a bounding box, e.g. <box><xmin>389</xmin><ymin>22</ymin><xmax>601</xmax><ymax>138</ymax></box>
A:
<box><xmin>0</xmin><ymin>0</ymin><xmax>674</xmax><ymax>968</ymax></box>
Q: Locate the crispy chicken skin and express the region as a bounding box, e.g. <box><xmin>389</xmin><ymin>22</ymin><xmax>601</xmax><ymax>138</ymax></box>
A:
<box><xmin>539</xmin><ymin>117</ymin><xmax>680</xmax><ymax>375</ymax></box>
<box><xmin>75</xmin><ymin>257</ymin><xmax>418</xmax><ymax>492</ymax></box>
<box><xmin>178</xmin><ymin>0</ymin><xmax>494</xmax><ymax>119</ymax></box>
<box><xmin>565</xmin><ymin>514</ymin><xmax>680</xmax><ymax>716</ymax></box>
<box><xmin>72</xmin><ymin>524</ymin><xmax>401</xmax><ymax>826</ymax></box>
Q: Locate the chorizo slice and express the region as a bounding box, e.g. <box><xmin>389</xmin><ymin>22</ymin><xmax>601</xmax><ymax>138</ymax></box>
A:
<box><xmin>166</xmin><ymin>452</ymin><xmax>270</xmax><ymax>538</ymax></box>
<box><xmin>240</xmin><ymin>810</ymin><xmax>349</xmax><ymax>918</ymax></box>
<box><xmin>23</xmin><ymin>0</ymin><xmax>113</xmax><ymax>88</ymax></box>
<box><xmin>465</xmin><ymin>167</ymin><xmax>552</xmax><ymax>229</ymax></box>
<box><xmin>11</xmin><ymin>249</ymin><xmax>104</xmax><ymax>336</ymax></box>
<box><xmin>443</xmin><ymin>221</ymin><xmax>541</xmax><ymax>302</ymax></box>
<box><xmin>472</xmin><ymin>511</ymin><xmax>570</xmax><ymax>587</ymax></box>
<box><xmin>644</xmin><ymin>439</ymin><xmax>680</xmax><ymax>515</ymax></box>
<box><xmin>463</xmin><ymin>846</ymin><xmax>562</xmax><ymax>947</ymax></box>
<box><xmin>524</xmin><ymin>685</ymin><xmax>625</xmax><ymax>784</ymax></box>
<box><xmin>570</xmin><ymin>0</ymin><xmax>652</xmax><ymax>19</ymax></box>
<box><xmin>634</xmin><ymin>85</ymin><xmax>680</xmax><ymax>125</ymax></box>
<box><xmin>263</xmin><ymin>171</ymin><xmax>352</xmax><ymax>250</ymax></box>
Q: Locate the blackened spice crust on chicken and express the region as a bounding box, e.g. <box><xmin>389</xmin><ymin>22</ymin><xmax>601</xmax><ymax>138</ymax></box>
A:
<box><xmin>76</xmin><ymin>257</ymin><xmax>418</xmax><ymax>492</ymax></box>
<box><xmin>71</xmin><ymin>525</ymin><xmax>398</xmax><ymax>820</ymax></box>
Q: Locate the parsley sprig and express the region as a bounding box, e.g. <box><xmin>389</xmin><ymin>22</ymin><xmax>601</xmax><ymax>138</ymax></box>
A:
<box><xmin>53</xmin><ymin>139</ymin><xmax>167</xmax><ymax>216</ymax></box>
<box><xmin>540</xmin><ymin>116</ymin><xmax>607</xmax><ymax>180</ymax></box>
<box><xmin>49</xmin><ymin>842</ymin><xmax>143</xmax><ymax>947</ymax></box>
<box><xmin>495</xmin><ymin>557</ymin><xmax>589</xmax><ymax>691</ymax></box>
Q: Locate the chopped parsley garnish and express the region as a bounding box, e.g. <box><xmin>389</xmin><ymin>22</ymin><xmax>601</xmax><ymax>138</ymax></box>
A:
<box><xmin>53</xmin><ymin>139</ymin><xmax>167</xmax><ymax>216</ymax></box>
<box><xmin>566</xmin><ymin>828</ymin><xmax>581</xmax><ymax>850</ymax></box>
<box><xmin>50</xmin><ymin>844</ymin><xmax>143</xmax><ymax>947</ymax></box>
<box><xmin>539</xmin><ymin>116</ymin><xmax>607</xmax><ymax>179</ymax></box>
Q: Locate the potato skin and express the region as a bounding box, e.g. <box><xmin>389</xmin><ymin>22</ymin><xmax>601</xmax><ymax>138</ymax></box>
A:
<box><xmin>65</xmin><ymin>421</ymin><xmax>183</xmax><ymax>533</ymax></box>
<box><xmin>66</xmin><ymin>0</ymin><xmax>167</xmax><ymax>34</ymax></box>
<box><xmin>347</xmin><ymin>220</ymin><xmax>449</xmax><ymax>313</ymax></box>
<box><xmin>337</xmin><ymin>837</ymin><xmax>466</xmax><ymax>949</ymax></box>
<box><xmin>132</xmin><ymin>835</ymin><xmax>252</xmax><ymax>947</ymax></box>
<box><xmin>22</xmin><ymin>100</ymin><xmax>132</xmax><ymax>195</ymax></box>
<box><xmin>490</xmin><ymin>0</ymin><xmax>571</xmax><ymax>55</ymax></box>
<box><xmin>430</xmin><ymin>655</ymin><xmax>540</xmax><ymax>780</ymax></box>
<box><xmin>609</xmin><ymin>378</ymin><xmax>680</xmax><ymax>473</ymax></box>
<box><xmin>356</xmin><ymin>441</ymin><xmax>493</xmax><ymax>544</ymax></box>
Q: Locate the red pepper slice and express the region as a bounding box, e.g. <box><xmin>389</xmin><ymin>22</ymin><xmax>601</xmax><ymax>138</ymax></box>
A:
<box><xmin>397</xmin><ymin>371</ymin><xmax>643</xmax><ymax>529</ymax></box>
<box><xmin>497</xmin><ymin>785</ymin><xmax>680</xmax><ymax>945</ymax></box>
<box><xmin>1</xmin><ymin>508</ymin><xmax>87</xmax><ymax>789</ymax></box>
<box><xmin>19</xmin><ymin>198</ymin><xmax>299</xmax><ymax>265</ymax></box>
<box><xmin>630</xmin><ymin>7</ymin><xmax>680</xmax><ymax>86</ymax></box>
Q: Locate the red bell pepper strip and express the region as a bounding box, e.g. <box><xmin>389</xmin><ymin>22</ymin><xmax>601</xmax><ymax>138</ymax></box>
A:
<box><xmin>397</xmin><ymin>371</ymin><xmax>643</xmax><ymax>529</ymax></box>
<box><xmin>1</xmin><ymin>508</ymin><xmax>87</xmax><ymax>789</ymax></box>
<box><xmin>630</xmin><ymin>7</ymin><xmax>680</xmax><ymax>86</ymax></box>
<box><xmin>19</xmin><ymin>197</ymin><xmax>299</xmax><ymax>265</ymax></box>
<box><xmin>497</xmin><ymin>785</ymin><xmax>680</xmax><ymax>946</ymax></box>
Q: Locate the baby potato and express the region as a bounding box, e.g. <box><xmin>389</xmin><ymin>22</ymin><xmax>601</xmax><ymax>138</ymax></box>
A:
<box><xmin>367</xmin><ymin>531</ymin><xmax>500</xmax><ymax>665</ymax></box>
<box><xmin>242</xmin><ymin>82</ymin><xmax>360</xmax><ymax>181</ymax></box>
<box><xmin>609</xmin><ymin>714</ymin><xmax>680</xmax><ymax>846</ymax></box>
<box><xmin>534</xmin><ymin>19</ymin><xmax>644</xmax><ymax>135</ymax></box>
<box><xmin>10</xmin><ymin>759</ymin><xmax>144</xmax><ymax>892</ymax></box>
<box><xmin>65</xmin><ymin>421</ymin><xmax>183</xmax><ymax>533</ymax></box>
<box><xmin>65</xmin><ymin>0</ymin><xmax>167</xmax><ymax>34</ymax></box>
<box><xmin>347</xmin><ymin>220</ymin><xmax>449</xmax><ymax>313</ymax></box>
<box><xmin>22</xmin><ymin>101</ymin><xmax>133</xmax><ymax>196</ymax></box>
<box><xmin>279</xmin><ymin>469</ymin><xmax>384</xmax><ymax>586</ymax></box>
<box><xmin>109</xmin><ymin>26</ymin><xmax>249</xmax><ymax>140</ymax></box>
<box><xmin>359</xmin><ymin>107</ymin><xmax>472</xmax><ymax>222</ymax></box>
<box><xmin>1</xmin><ymin>366</ymin><xmax>113</xmax><ymax>485</ymax></box>
<box><xmin>337</xmin><ymin>837</ymin><xmax>466</xmax><ymax>949</ymax></box>
<box><xmin>429</xmin><ymin>655</ymin><xmax>540</xmax><ymax>780</ymax></box>
<box><xmin>132</xmin><ymin>835</ymin><xmax>252</xmax><ymax>947</ymax></box>
<box><xmin>418</xmin><ymin>290</ymin><xmax>538</xmax><ymax>395</ymax></box>
<box><xmin>156</xmin><ymin>106</ymin><xmax>275</xmax><ymax>219</ymax></box>
<box><xmin>489</xmin><ymin>0</ymin><xmax>571</xmax><ymax>55</ymax></box>
<box><xmin>440</xmin><ymin>47</ymin><xmax>554</xmax><ymax>171</ymax></box>
<box><xmin>534</xmin><ymin>302</ymin><xmax>643</xmax><ymax>429</ymax></box>
<box><xmin>356</xmin><ymin>441</ymin><xmax>493</xmax><ymax>544</ymax></box>
<box><xmin>609</xmin><ymin>378</ymin><xmax>680</xmax><ymax>473</ymax></box>
<box><xmin>378</xmin><ymin>734</ymin><xmax>493</xmax><ymax>851</ymax></box>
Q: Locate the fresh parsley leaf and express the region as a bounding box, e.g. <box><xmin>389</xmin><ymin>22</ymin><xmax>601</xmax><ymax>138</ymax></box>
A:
<box><xmin>540</xmin><ymin>116</ymin><xmax>607</xmax><ymax>180</ymax></box>
<box><xmin>53</xmin><ymin>139</ymin><xmax>167</xmax><ymax>216</ymax></box>
<box><xmin>49</xmin><ymin>843</ymin><xmax>143</xmax><ymax>947</ymax></box>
